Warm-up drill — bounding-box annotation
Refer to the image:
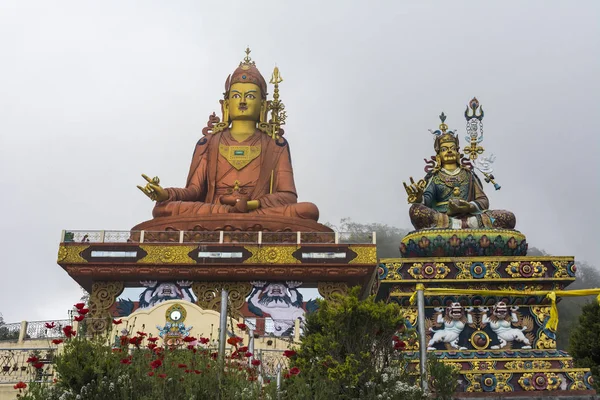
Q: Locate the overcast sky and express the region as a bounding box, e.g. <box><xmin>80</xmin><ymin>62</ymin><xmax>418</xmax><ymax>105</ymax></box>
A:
<box><xmin>0</xmin><ymin>1</ymin><xmax>598</xmax><ymax>322</ymax></box>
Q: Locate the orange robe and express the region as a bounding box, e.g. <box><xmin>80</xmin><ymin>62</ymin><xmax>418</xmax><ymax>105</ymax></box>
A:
<box><xmin>152</xmin><ymin>129</ymin><xmax>319</xmax><ymax>221</ymax></box>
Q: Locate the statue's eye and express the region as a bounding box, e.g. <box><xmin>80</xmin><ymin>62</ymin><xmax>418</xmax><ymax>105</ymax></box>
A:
<box><xmin>232</xmin><ymin>93</ymin><xmax>241</xmax><ymax>99</ymax></box>
<box><xmin>246</xmin><ymin>94</ymin><xmax>255</xmax><ymax>99</ymax></box>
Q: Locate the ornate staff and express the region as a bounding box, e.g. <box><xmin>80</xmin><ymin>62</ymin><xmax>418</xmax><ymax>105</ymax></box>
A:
<box><xmin>464</xmin><ymin>97</ymin><xmax>501</xmax><ymax>190</ymax></box>
<box><xmin>268</xmin><ymin>66</ymin><xmax>287</xmax><ymax>139</ymax></box>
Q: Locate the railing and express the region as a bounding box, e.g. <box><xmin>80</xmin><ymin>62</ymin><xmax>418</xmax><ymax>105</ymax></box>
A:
<box><xmin>25</xmin><ymin>320</ymin><xmax>71</xmax><ymax>340</ymax></box>
<box><xmin>0</xmin><ymin>320</ymin><xmax>70</xmax><ymax>343</ymax></box>
<box><xmin>243</xmin><ymin>317</ymin><xmax>304</xmax><ymax>339</ymax></box>
<box><xmin>0</xmin><ymin>348</ymin><xmax>56</xmax><ymax>384</ymax></box>
<box><xmin>61</xmin><ymin>230</ymin><xmax>376</xmax><ymax>245</ymax></box>
<box><xmin>255</xmin><ymin>348</ymin><xmax>288</xmax><ymax>379</ymax></box>
<box><xmin>0</xmin><ymin>323</ymin><xmax>21</xmax><ymax>342</ymax></box>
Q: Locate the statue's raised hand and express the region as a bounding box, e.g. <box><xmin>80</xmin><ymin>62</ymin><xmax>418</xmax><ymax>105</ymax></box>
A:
<box><xmin>137</xmin><ymin>174</ymin><xmax>168</xmax><ymax>202</ymax></box>
<box><xmin>403</xmin><ymin>177</ymin><xmax>426</xmax><ymax>204</ymax></box>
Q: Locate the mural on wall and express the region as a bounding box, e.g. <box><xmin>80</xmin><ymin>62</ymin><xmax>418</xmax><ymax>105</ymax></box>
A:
<box><xmin>138</xmin><ymin>281</ymin><xmax>196</xmax><ymax>309</ymax></box>
<box><xmin>248</xmin><ymin>281</ymin><xmax>306</xmax><ymax>337</ymax></box>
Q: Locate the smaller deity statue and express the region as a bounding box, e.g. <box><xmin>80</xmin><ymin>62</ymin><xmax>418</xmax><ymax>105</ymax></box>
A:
<box><xmin>427</xmin><ymin>302</ymin><xmax>474</xmax><ymax>350</ymax></box>
<box><xmin>479</xmin><ymin>302</ymin><xmax>533</xmax><ymax>349</ymax></box>
<box><xmin>403</xmin><ymin>100</ymin><xmax>515</xmax><ymax>231</ymax></box>
<box><xmin>248</xmin><ymin>281</ymin><xmax>305</xmax><ymax>337</ymax></box>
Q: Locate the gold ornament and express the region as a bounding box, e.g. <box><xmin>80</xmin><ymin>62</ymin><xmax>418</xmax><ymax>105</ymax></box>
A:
<box><xmin>244</xmin><ymin>246</ymin><xmax>298</xmax><ymax>264</ymax></box>
<box><xmin>192</xmin><ymin>282</ymin><xmax>252</xmax><ymax>318</ymax></box>
<box><xmin>348</xmin><ymin>246</ymin><xmax>377</xmax><ymax>264</ymax></box>
<box><xmin>218</xmin><ymin>144</ymin><xmax>261</xmax><ymax>170</ymax></box>
<box><xmin>57</xmin><ymin>245</ymin><xmax>88</xmax><ymax>264</ymax></box>
<box><xmin>407</xmin><ymin>262</ymin><xmax>450</xmax><ymax>279</ymax></box>
<box><xmin>536</xmin><ymin>331</ymin><xmax>556</xmax><ymax>349</ymax></box>
<box><xmin>88</xmin><ymin>281</ymin><xmax>124</xmax><ymax>335</ymax></box>
<box><xmin>505</xmin><ymin>261</ymin><xmax>546</xmax><ymax>278</ymax></box>
<box><xmin>317</xmin><ymin>282</ymin><xmax>348</xmax><ymax>301</ymax></box>
<box><xmin>138</xmin><ymin>245</ymin><xmax>196</xmax><ymax>264</ymax></box>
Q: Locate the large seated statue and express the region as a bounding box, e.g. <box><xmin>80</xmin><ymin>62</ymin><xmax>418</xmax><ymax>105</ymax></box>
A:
<box><xmin>401</xmin><ymin>102</ymin><xmax>526</xmax><ymax>257</ymax></box>
<box><xmin>133</xmin><ymin>49</ymin><xmax>329</xmax><ymax>234</ymax></box>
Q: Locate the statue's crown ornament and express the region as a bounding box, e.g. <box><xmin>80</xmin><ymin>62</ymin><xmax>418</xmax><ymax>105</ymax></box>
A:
<box><xmin>224</xmin><ymin>47</ymin><xmax>268</xmax><ymax>99</ymax></box>
<box><xmin>429</xmin><ymin>112</ymin><xmax>459</xmax><ymax>151</ymax></box>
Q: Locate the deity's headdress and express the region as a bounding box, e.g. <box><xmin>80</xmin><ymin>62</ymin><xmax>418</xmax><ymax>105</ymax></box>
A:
<box><xmin>430</xmin><ymin>112</ymin><xmax>459</xmax><ymax>153</ymax></box>
<box><xmin>224</xmin><ymin>48</ymin><xmax>268</xmax><ymax>99</ymax></box>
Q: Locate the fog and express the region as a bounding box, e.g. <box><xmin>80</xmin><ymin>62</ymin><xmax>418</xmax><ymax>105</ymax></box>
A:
<box><xmin>0</xmin><ymin>1</ymin><xmax>598</xmax><ymax>321</ymax></box>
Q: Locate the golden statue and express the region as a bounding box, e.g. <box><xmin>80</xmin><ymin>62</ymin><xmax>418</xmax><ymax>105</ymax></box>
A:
<box><xmin>134</xmin><ymin>49</ymin><xmax>327</xmax><ymax>233</ymax></box>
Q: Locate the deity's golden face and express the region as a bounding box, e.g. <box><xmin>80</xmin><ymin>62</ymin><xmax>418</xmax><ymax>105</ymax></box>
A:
<box><xmin>438</xmin><ymin>140</ymin><xmax>459</xmax><ymax>167</ymax></box>
<box><xmin>227</xmin><ymin>82</ymin><xmax>263</xmax><ymax>122</ymax></box>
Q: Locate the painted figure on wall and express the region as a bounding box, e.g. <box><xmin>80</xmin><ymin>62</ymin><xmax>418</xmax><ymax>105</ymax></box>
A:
<box><xmin>138</xmin><ymin>281</ymin><xmax>196</xmax><ymax>310</ymax></box>
<box><xmin>248</xmin><ymin>281</ymin><xmax>305</xmax><ymax>337</ymax></box>
<box><xmin>403</xmin><ymin>99</ymin><xmax>516</xmax><ymax>231</ymax></box>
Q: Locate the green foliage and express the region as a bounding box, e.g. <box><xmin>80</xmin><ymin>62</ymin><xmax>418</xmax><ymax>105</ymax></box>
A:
<box><xmin>18</xmin><ymin>336</ymin><xmax>271</xmax><ymax>400</ymax></box>
<box><xmin>282</xmin><ymin>287</ymin><xmax>424</xmax><ymax>400</ymax></box>
<box><xmin>569</xmin><ymin>301</ymin><xmax>600</xmax><ymax>391</ymax></box>
<box><xmin>427</xmin><ymin>356</ymin><xmax>458</xmax><ymax>400</ymax></box>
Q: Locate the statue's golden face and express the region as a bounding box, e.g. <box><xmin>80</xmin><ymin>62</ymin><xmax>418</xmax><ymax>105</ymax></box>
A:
<box><xmin>438</xmin><ymin>141</ymin><xmax>459</xmax><ymax>167</ymax></box>
<box><xmin>228</xmin><ymin>82</ymin><xmax>262</xmax><ymax>122</ymax></box>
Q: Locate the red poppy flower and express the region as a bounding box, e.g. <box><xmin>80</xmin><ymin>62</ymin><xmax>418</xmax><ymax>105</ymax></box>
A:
<box><xmin>52</xmin><ymin>339</ymin><xmax>63</xmax><ymax>345</ymax></box>
<box><xmin>63</xmin><ymin>326</ymin><xmax>76</xmax><ymax>338</ymax></box>
<box><xmin>251</xmin><ymin>359</ymin><xmax>261</xmax><ymax>366</ymax></box>
<box><xmin>283</xmin><ymin>350</ymin><xmax>296</xmax><ymax>358</ymax></box>
<box><xmin>394</xmin><ymin>340</ymin><xmax>407</xmax><ymax>350</ymax></box>
<box><xmin>147</xmin><ymin>343</ymin><xmax>157</xmax><ymax>350</ymax></box>
<box><xmin>199</xmin><ymin>337</ymin><xmax>210</xmax><ymax>344</ymax></box>
<box><xmin>147</xmin><ymin>337</ymin><xmax>159</xmax><ymax>343</ymax></box>
<box><xmin>32</xmin><ymin>362</ymin><xmax>44</xmax><ymax>369</ymax></box>
<box><xmin>26</xmin><ymin>356</ymin><xmax>39</xmax><ymax>363</ymax></box>
<box><xmin>227</xmin><ymin>336</ymin><xmax>243</xmax><ymax>346</ymax></box>
<box><xmin>45</xmin><ymin>322</ymin><xmax>56</xmax><ymax>329</ymax></box>
<box><xmin>244</xmin><ymin>351</ymin><xmax>253</xmax><ymax>358</ymax></box>
<box><xmin>147</xmin><ymin>371</ymin><xmax>154</xmax><ymax>377</ymax></box>
<box><xmin>77</xmin><ymin>308</ymin><xmax>89</xmax><ymax>316</ymax></box>
<box><xmin>290</xmin><ymin>366</ymin><xmax>300</xmax><ymax>375</ymax></box>
<box><xmin>194</xmin><ymin>370</ymin><xmax>201</xmax><ymax>374</ymax></box>
<box><xmin>178</xmin><ymin>364</ymin><xmax>187</xmax><ymax>368</ymax></box>
<box><xmin>238</xmin><ymin>346</ymin><xmax>248</xmax><ymax>352</ymax></box>
<box><xmin>112</xmin><ymin>319</ymin><xmax>122</xmax><ymax>325</ymax></box>
<box><xmin>120</xmin><ymin>358</ymin><xmax>132</xmax><ymax>365</ymax></box>
<box><xmin>158</xmin><ymin>373</ymin><xmax>167</xmax><ymax>379</ymax></box>
<box><xmin>284</xmin><ymin>373</ymin><xmax>291</xmax><ymax>379</ymax></box>
<box><xmin>183</xmin><ymin>336</ymin><xmax>196</xmax><ymax>343</ymax></box>
<box><xmin>74</xmin><ymin>315</ymin><xmax>85</xmax><ymax>322</ymax></box>
<box><xmin>74</xmin><ymin>303</ymin><xmax>85</xmax><ymax>310</ymax></box>
<box><xmin>13</xmin><ymin>381</ymin><xmax>27</xmax><ymax>390</ymax></box>
<box><xmin>136</xmin><ymin>331</ymin><xmax>147</xmax><ymax>337</ymax></box>
<box><xmin>236</xmin><ymin>323</ymin><xmax>247</xmax><ymax>330</ymax></box>
<box><xmin>210</xmin><ymin>352</ymin><xmax>218</xmax><ymax>360</ymax></box>
<box><xmin>150</xmin><ymin>359</ymin><xmax>162</xmax><ymax>369</ymax></box>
